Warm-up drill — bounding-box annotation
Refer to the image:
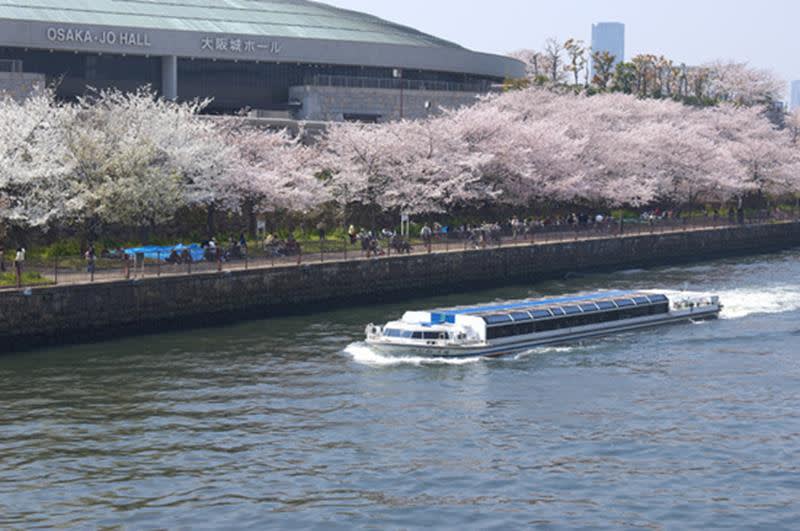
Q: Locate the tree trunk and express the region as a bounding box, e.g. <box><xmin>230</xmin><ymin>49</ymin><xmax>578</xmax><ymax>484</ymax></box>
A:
<box><xmin>9</xmin><ymin>225</ymin><xmax>26</xmax><ymax>250</ymax></box>
<box><xmin>244</xmin><ymin>200</ymin><xmax>257</xmax><ymax>238</ymax></box>
<box><xmin>85</xmin><ymin>215</ymin><xmax>100</xmax><ymax>247</ymax></box>
<box><xmin>206</xmin><ymin>204</ymin><xmax>216</xmax><ymax>237</ymax></box>
<box><xmin>138</xmin><ymin>224</ymin><xmax>150</xmax><ymax>244</ymax></box>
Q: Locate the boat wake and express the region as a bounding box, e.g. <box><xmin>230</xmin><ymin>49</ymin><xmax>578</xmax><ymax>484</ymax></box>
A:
<box><xmin>511</xmin><ymin>345</ymin><xmax>578</xmax><ymax>361</ymax></box>
<box><xmin>344</xmin><ymin>343</ymin><xmax>486</xmax><ymax>366</ymax></box>
<box><xmin>344</xmin><ymin>343</ymin><xmax>581</xmax><ymax>366</ymax></box>
<box><xmin>717</xmin><ymin>286</ymin><xmax>800</xmax><ymax>319</ymax></box>
<box><xmin>661</xmin><ymin>287</ymin><xmax>800</xmax><ymax>320</ymax></box>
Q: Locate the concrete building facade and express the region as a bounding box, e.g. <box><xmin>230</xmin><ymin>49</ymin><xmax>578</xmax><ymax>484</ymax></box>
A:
<box><xmin>0</xmin><ymin>1</ymin><xmax>524</xmax><ymax>122</ymax></box>
<box><xmin>791</xmin><ymin>80</ymin><xmax>800</xmax><ymax>111</ymax></box>
<box><xmin>0</xmin><ymin>59</ymin><xmax>44</xmax><ymax>101</ymax></box>
<box><xmin>591</xmin><ymin>22</ymin><xmax>625</xmax><ymax>80</ymax></box>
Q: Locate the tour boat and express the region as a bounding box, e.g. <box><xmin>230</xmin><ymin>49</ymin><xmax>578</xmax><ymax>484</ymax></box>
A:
<box><xmin>365</xmin><ymin>291</ymin><xmax>721</xmax><ymax>358</ymax></box>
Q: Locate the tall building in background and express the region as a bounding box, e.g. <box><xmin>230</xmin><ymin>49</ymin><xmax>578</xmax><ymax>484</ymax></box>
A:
<box><xmin>590</xmin><ymin>22</ymin><xmax>625</xmax><ymax>80</ymax></box>
<box><xmin>792</xmin><ymin>81</ymin><xmax>800</xmax><ymax>111</ymax></box>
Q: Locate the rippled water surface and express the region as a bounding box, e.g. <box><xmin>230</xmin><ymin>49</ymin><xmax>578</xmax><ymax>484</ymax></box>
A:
<box><xmin>3</xmin><ymin>251</ymin><xmax>800</xmax><ymax>529</ymax></box>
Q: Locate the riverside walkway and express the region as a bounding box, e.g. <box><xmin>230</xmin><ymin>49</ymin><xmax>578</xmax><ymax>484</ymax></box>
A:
<box><xmin>3</xmin><ymin>216</ymin><xmax>800</xmax><ymax>351</ymax></box>
<box><xmin>4</xmin><ymin>216</ymin><xmax>793</xmax><ymax>291</ymax></box>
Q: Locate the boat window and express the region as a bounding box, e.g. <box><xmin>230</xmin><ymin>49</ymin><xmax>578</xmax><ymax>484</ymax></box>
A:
<box><xmin>562</xmin><ymin>306</ymin><xmax>582</xmax><ymax>315</ymax></box>
<box><xmin>596</xmin><ymin>301</ymin><xmax>616</xmax><ymax>310</ymax></box>
<box><xmin>580</xmin><ymin>304</ymin><xmax>599</xmax><ymax>313</ymax></box>
<box><xmin>554</xmin><ymin>307</ymin><xmax>625</xmax><ymax>328</ymax></box>
<box><xmin>549</xmin><ymin>307</ymin><xmax>566</xmax><ymax>317</ymax></box>
<box><xmin>651</xmin><ymin>303</ymin><xmax>669</xmax><ymax>315</ymax></box>
<box><xmin>614</xmin><ymin>299</ymin><xmax>635</xmax><ymax>308</ymax></box>
<box><xmin>618</xmin><ymin>306</ymin><xmax>653</xmax><ymax>319</ymax></box>
<box><xmin>486</xmin><ymin>325</ymin><xmax>514</xmax><ymax>339</ymax></box>
<box><xmin>649</xmin><ymin>294</ymin><xmax>669</xmax><ymax>303</ymax></box>
<box><xmin>599</xmin><ymin>310</ymin><xmax>622</xmax><ymax>323</ymax></box>
<box><xmin>633</xmin><ymin>297</ymin><xmax>651</xmax><ymax>305</ymax></box>
<box><xmin>532</xmin><ymin>310</ymin><xmax>553</xmax><ymax>319</ymax></box>
<box><xmin>514</xmin><ymin>323</ymin><xmax>536</xmax><ymax>336</ymax></box>
<box><xmin>383</xmin><ymin>329</ymin><xmax>404</xmax><ymax>337</ymax></box>
<box><xmin>402</xmin><ymin>331</ymin><xmax>414</xmax><ymax>338</ymax></box>
<box><xmin>423</xmin><ymin>332</ymin><xmax>444</xmax><ymax>340</ymax></box>
<box><xmin>510</xmin><ymin>312</ymin><xmax>533</xmax><ymax>322</ymax></box>
<box><xmin>536</xmin><ymin>319</ymin><xmax>565</xmax><ymax>332</ymax></box>
<box><xmin>484</xmin><ymin>315</ymin><xmax>513</xmax><ymax>325</ymax></box>
<box><xmin>411</xmin><ymin>332</ymin><xmax>423</xmax><ymax>339</ymax></box>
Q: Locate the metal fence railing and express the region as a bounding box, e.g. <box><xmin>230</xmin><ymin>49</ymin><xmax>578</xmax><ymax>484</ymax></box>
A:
<box><xmin>2</xmin><ymin>211</ymin><xmax>795</xmax><ymax>291</ymax></box>
<box><xmin>304</xmin><ymin>74</ymin><xmax>491</xmax><ymax>94</ymax></box>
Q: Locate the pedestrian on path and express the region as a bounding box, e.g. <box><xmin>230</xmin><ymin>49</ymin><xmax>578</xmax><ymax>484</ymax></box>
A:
<box><xmin>421</xmin><ymin>224</ymin><xmax>433</xmax><ymax>253</ymax></box>
<box><xmin>85</xmin><ymin>245</ymin><xmax>97</xmax><ymax>275</ymax></box>
<box><xmin>14</xmin><ymin>247</ymin><xmax>25</xmax><ymax>286</ymax></box>
<box><xmin>0</xmin><ymin>244</ymin><xmax>5</xmax><ymax>272</ymax></box>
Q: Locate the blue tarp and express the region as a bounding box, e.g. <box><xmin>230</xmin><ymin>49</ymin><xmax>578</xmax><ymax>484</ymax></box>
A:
<box><xmin>124</xmin><ymin>244</ymin><xmax>205</xmax><ymax>262</ymax></box>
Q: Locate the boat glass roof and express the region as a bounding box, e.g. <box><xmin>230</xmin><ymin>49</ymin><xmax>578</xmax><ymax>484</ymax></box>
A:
<box><xmin>440</xmin><ymin>291</ymin><xmax>672</xmax><ymax>326</ymax></box>
<box><xmin>440</xmin><ymin>291</ymin><xmax>639</xmax><ymax>317</ymax></box>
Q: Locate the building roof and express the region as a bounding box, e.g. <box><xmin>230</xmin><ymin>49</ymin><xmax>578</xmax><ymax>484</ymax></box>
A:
<box><xmin>0</xmin><ymin>0</ymin><xmax>462</xmax><ymax>49</ymax></box>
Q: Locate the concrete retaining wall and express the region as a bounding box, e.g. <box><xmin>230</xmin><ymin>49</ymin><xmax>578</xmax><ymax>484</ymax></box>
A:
<box><xmin>289</xmin><ymin>85</ymin><xmax>481</xmax><ymax>122</ymax></box>
<box><xmin>1</xmin><ymin>223</ymin><xmax>799</xmax><ymax>351</ymax></box>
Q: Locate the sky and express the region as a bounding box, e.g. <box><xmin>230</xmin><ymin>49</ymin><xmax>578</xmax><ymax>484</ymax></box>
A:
<box><xmin>326</xmin><ymin>0</ymin><xmax>798</xmax><ymax>97</ymax></box>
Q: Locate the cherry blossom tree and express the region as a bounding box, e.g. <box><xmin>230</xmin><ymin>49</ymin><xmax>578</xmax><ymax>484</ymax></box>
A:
<box><xmin>507</xmin><ymin>49</ymin><xmax>551</xmax><ymax>84</ymax></box>
<box><xmin>4</xmin><ymin>74</ymin><xmax>800</xmax><ymax>246</ymax></box>
<box><xmin>0</xmin><ymin>90</ymin><xmax>77</xmax><ymax>233</ymax></box>
<box><xmin>56</xmin><ymin>88</ymin><xmax>233</xmax><ymax>238</ymax></box>
<box><xmin>702</xmin><ymin>61</ymin><xmax>784</xmax><ymax>106</ymax></box>
<box><xmin>702</xmin><ymin>105</ymin><xmax>798</xmax><ymax>199</ymax></box>
<box><xmin>444</xmin><ymin>86</ymin><xmax>799</xmax><ymax>211</ymax></box>
<box><xmin>787</xmin><ymin>108</ymin><xmax>800</xmax><ymax>146</ymax></box>
<box><xmin>374</xmin><ymin>117</ymin><xmax>495</xmax><ymax>214</ymax></box>
<box><xmin>225</xmin><ymin>124</ymin><xmax>328</xmax><ymax>233</ymax></box>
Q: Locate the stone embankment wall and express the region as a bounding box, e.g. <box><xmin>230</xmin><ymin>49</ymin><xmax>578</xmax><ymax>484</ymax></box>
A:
<box><xmin>2</xmin><ymin>223</ymin><xmax>799</xmax><ymax>351</ymax></box>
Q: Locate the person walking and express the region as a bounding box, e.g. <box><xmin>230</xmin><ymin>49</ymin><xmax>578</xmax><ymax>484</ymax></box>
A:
<box><xmin>0</xmin><ymin>244</ymin><xmax>5</xmax><ymax>272</ymax></box>
<box><xmin>14</xmin><ymin>246</ymin><xmax>25</xmax><ymax>287</ymax></box>
<box><xmin>421</xmin><ymin>224</ymin><xmax>433</xmax><ymax>253</ymax></box>
<box><xmin>85</xmin><ymin>245</ymin><xmax>97</xmax><ymax>277</ymax></box>
<box><xmin>316</xmin><ymin>221</ymin><xmax>326</xmax><ymax>242</ymax></box>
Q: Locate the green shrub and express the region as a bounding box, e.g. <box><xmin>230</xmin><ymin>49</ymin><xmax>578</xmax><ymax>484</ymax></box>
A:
<box><xmin>35</xmin><ymin>239</ymin><xmax>82</xmax><ymax>259</ymax></box>
<box><xmin>0</xmin><ymin>271</ymin><xmax>50</xmax><ymax>287</ymax></box>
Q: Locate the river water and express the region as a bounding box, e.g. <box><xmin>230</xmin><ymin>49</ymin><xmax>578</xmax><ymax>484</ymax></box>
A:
<box><xmin>2</xmin><ymin>251</ymin><xmax>800</xmax><ymax>529</ymax></box>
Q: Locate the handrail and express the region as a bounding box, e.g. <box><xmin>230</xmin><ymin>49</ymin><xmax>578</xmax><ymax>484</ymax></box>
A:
<box><xmin>1</xmin><ymin>216</ymin><xmax>797</xmax><ymax>291</ymax></box>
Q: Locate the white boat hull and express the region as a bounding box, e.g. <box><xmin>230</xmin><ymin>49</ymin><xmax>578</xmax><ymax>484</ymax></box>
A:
<box><xmin>366</xmin><ymin>307</ymin><xmax>719</xmax><ymax>359</ymax></box>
